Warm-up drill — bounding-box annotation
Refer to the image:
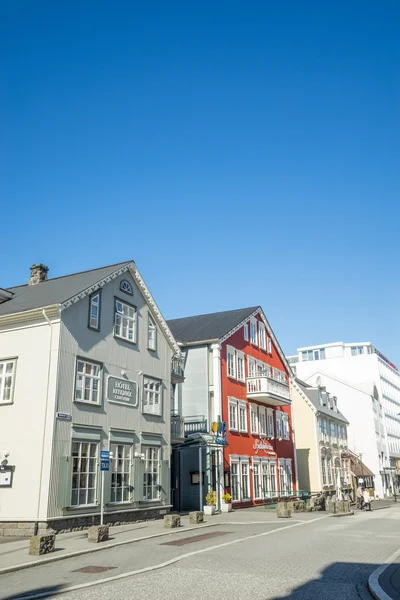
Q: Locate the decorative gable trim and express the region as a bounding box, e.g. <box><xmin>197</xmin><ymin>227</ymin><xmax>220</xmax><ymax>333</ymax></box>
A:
<box><xmin>61</xmin><ymin>265</ymin><xmax>130</xmax><ymax>309</ymax></box>
<box><xmin>219</xmin><ymin>309</ymin><xmax>260</xmax><ymax>346</ymax></box>
<box><xmin>291</xmin><ymin>380</ymin><xmax>317</xmax><ymax>414</ymax></box>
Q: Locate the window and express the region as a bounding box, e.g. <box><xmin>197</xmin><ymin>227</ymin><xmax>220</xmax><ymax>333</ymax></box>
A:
<box><xmin>244</xmin><ymin>324</ymin><xmax>249</xmax><ymax>341</ymax></box>
<box><xmin>88</xmin><ymin>292</ymin><xmax>101</xmax><ymax>331</ymax></box>
<box><xmin>351</xmin><ymin>345</ymin><xmax>364</xmax><ymax>356</ymax></box>
<box><xmin>237</xmin><ymin>351</ymin><xmax>245</xmax><ymax>382</ymax></box>
<box><xmin>248</xmin><ymin>357</ymin><xmax>256</xmax><ymax>378</ymax></box>
<box><xmin>239</xmin><ymin>401</ymin><xmax>248</xmax><ymax>432</ymax></box>
<box><xmin>231</xmin><ymin>460</ymin><xmax>240</xmax><ymax>501</ymax></box>
<box><xmin>250</xmin><ymin>319</ymin><xmax>258</xmax><ymax>345</ymax></box>
<box><xmin>250</xmin><ymin>404</ymin><xmax>258</xmax><ymax>434</ymax></box>
<box><xmin>327</xmin><ymin>459</ymin><xmax>333</xmax><ymax>485</ymax></box>
<box><xmin>115</xmin><ymin>299</ymin><xmax>137</xmax><ymax>343</ymax></box>
<box><xmin>143</xmin><ymin>377</ymin><xmax>162</xmax><ymax>415</ymax></box>
<box><xmin>273</xmin><ymin>367</ymin><xmax>280</xmax><ymax>381</ymax></box>
<box><xmin>321</xmin><ymin>458</ymin><xmax>327</xmax><ymax>485</ymax></box>
<box><xmin>285</xmin><ymin>460</ymin><xmax>293</xmax><ymax>494</ymax></box>
<box><xmin>75</xmin><ymin>359</ymin><xmax>101</xmax><ymax>404</ymax></box>
<box><xmin>267</xmin><ymin>337</ymin><xmax>272</xmax><ymax>354</ymax></box>
<box><xmin>0</xmin><ymin>359</ymin><xmax>16</xmax><ymax>404</ymax></box>
<box><xmin>276</xmin><ymin>411</ymin><xmax>283</xmax><ymax>438</ymax></box>
<box><xmin>229</xmin><ymin>398</ymin><xmax>238</xmax><ymax>431</ymax></box>
<box><xmin>111</xmin><ymin>444</ymin><xmax>132</xmax><ymax>503</ymax></box>
<box><xmin>259</xmin><ymin>323</ymin><xmax>266</xmax><ymax>350</ymax></box>
<box><xmin>241</xmin><ymin>460</ymin><xmax>250</xmax><ymax>500</ymax></box>
<box><xmin>227</xmin><ymin>346</ymin><xmax>236</xmax><ymax>379</ymax></box>
<box><xmin>269</xmin><ymin>460</ymin><xmax>277</xmax><ymax>494</ymax></box>
<box><xmin>323</xmin><ymin>419</ymin><xmax>328</xmax><ymax>439</ymax></box>
<box><xmin>279</xmin><ymin>459</ymin><xmax>292</xmax><ymax>496</ymax></box>
<box><xmin>148</xmin><ymin>315</ymin><xmax>157</xmax><ymax>351</ymax></box>
<box><xmin>120</xmin><ymin>279</ymin><xmax>133</xmax><ymax>295</ymax></box>
<box><xmin>143</xmin><ymin>446</ymin><xmax>160</xmax><ymax>500</ymax></box>
<box><xmin>71</xmin><ymin>441</ymin><xmax>98</xmax><ymax>506</ymax></box>
<box><xmin>259</xmin><ymin>408</ymin><xmax>267</xmax><ymax>437</ymax></box>
<box><xmin>282</xmin><ymin>413</ymin><xmax>290</xmax><ymax>440</ymax></box>
<box><xmin>267</xmin><ymin>409</ymin><xmax>274</xmax><ymax>437</ymax></box>
<box><xmin>253</xmin><ymin>460</ymin><xmax>262</xmax><ymax>499</ymax></box>
<box><xmin>262</xmin><ymin>461</ymin><xmax>269</xmax><ymax>498</ymax></box>
<box><xmin>318</xmin><ymin>418</ymin><xmax>324</xmax><ymax>439</ymax></box>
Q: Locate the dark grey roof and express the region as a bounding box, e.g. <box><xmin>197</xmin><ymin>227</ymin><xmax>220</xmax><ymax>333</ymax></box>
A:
<box><xmin>167</xmin><ymin>307</ymin><xmax>259</xmax><ymax>344</ymax></box>
<box><xmin>0</xmin><ymin>261</ymin><xmax>132</xmax><ymax>316</ymax></box>
<box><xmin>296</xmin><ymin>378</ymin><xmax>349</xmax><ymax>424</ymax></box>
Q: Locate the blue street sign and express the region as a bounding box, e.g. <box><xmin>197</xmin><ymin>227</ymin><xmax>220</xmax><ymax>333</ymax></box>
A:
<box><xmin>100</xmin><ymin>460</ymin><xmax>110</xmax><ymax>471</ymax></box>
<box><xmin>100</xmin><ymin>450</ymin><xmax>110</xmax><ymax>460</ymax></box>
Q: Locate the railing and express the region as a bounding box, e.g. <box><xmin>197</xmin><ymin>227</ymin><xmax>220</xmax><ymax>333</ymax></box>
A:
<box><xmin>246</xmin><ymin>376</ymin><xmax>290</xmax><ymax>401</ymax></box>
<box><xmin>184</xmin><ymin>417</ymin><xmax>208</xmax><ymax>436</ymax></box>
<box><xmin>171</xmin><ymin>355</ymin><xmax>185</xmax><ymax>379</ymax></box>
<box><xmin>171</xmin><ymin>414</ymin><xmax>184</xmax><ymax>438</ymax></box>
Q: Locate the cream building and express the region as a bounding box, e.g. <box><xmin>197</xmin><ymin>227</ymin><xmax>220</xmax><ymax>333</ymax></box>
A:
<box><xmin>291</xmin><ymin>379</ymin><xmax>350</xmax><ymax>496</ymax></box>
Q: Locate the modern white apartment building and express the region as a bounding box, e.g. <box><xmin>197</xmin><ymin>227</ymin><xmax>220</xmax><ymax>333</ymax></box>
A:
<box><xmin>288</xmin><ymin>341</ymin><xmax>400</xmax><ymax>498</ymax></box>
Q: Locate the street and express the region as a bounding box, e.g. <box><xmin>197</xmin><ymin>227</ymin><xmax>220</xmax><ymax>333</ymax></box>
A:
<box><xmin>2</xmin><ymin>505</ymin><xmax>400</xmax><ymax>600</ymax></box>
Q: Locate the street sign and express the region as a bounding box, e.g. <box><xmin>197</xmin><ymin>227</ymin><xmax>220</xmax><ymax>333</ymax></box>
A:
<box><xmin>100</xmin><ymin>460</ymin><xmax>110</xmax><ymax>471</ymax></box>
<box><xmin>100</xmin><ymin>450</ymin><xmax>110</xmax><ymax>460</ymax></box>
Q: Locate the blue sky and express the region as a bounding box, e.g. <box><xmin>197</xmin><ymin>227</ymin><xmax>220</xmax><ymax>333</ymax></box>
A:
<box><xmin>2</xmin><ymin>1</ymin><xmax>399</xmax><ymax>363</ymax></box>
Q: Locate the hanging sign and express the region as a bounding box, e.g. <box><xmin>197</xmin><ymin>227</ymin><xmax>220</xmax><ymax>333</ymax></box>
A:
<box><xmin>215</xmin><ymin>422</ymin><xmax>228</xmax><ymax>446</ymax></box>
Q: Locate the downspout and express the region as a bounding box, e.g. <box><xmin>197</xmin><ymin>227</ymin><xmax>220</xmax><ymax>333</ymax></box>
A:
<box><xmin>211</xmin><ymin>343</ymin><xmax>224</xmax><ymax>511</ymax></box>
<box><xmin>36</xmin><ymin>308</ymin><xmax>54</xmax><ymax>530</ymax></box>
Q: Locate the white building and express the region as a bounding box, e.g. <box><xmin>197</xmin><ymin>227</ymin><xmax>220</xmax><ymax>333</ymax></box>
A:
<box><xmin>287</xmin><ymin>341</ymin><xmax>400</xmax><ymax>498</ymax></box>
<box><xmin>0</xmin><ymin>262</ymin><xmax>184</xmax><ymax>536</ymax></box>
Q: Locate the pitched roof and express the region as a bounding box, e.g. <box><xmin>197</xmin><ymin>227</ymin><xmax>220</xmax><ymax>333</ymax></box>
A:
<box><xmin>295</xmin><ymin>378</ymin><xmax>349</xmax><ymax>424</ymax></box>
<box><xmin>0</xmin><ymin>261</ymin><xmax>131</xmax><ymax>316</ymax></box>
<box><xmin>167</xmin><ymin>307</ymin><xmax>259</xmax><ymax>343</ymax></box>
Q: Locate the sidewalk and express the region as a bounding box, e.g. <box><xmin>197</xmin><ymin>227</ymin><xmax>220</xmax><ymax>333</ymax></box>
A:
<box><xmin>0</xmin><ymin>506</ymin><xmax>318</xmax><ymax>575</ymax></box>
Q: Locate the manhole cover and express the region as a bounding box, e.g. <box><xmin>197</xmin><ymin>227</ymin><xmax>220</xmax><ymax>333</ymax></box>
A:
<box><xmin>73</xmin><ymin>565</ymin><xmax>117</xmax><ymax>573</ymax></box>
<box><xmin>161</xmin><ymin>531</ymin><xmax>232</xmax><ymax>546</ymax></box>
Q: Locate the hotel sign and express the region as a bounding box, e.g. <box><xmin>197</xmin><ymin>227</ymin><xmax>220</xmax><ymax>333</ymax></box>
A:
<box><xmin>253</xmin><ymin>439</ymin><xmax>276</xmax><ymax>456</ymax></box>
<box><xmin>107</xmin><ymin>376</ymin><xmax>137</xmax><ymax>406</ymax></box>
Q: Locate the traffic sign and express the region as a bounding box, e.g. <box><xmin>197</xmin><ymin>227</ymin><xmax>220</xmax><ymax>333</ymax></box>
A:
<box><xmin>100</xmin><ymin>460</ymin><xmax>110</xmax><ymax>471</ymax></box>
<box><xmin>100</xmin><ymin>450</ymin><xmax>110</xmax><ymax>460</ymax></box>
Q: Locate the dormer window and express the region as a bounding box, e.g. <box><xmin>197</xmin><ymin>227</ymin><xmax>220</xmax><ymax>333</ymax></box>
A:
<box><xmin>120</xmin><ymin>280</ymin><xmax>133</xmax><ymax>295</ymax></box>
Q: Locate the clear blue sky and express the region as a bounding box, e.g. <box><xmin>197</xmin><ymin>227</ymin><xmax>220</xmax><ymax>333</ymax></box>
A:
<box><xmin>2</xmin><ymin>1</ymin><xmax>399</xmax><ymax>363</ymax></box>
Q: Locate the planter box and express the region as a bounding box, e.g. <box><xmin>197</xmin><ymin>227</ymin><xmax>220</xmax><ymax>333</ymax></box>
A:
<box><xmin>221</xmin><ymin>503</ymin><xmax>232</xmax><ymax>513</ymax></box>
<box><xmin>203</xmin><ymin>505</ymin><xmax>216</xmax><ymax>515</ymax></box>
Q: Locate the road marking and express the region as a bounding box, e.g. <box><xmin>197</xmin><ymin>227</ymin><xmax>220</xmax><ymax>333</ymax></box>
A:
<box><xmin>11</xmin><ymin>514</ymin><xmax>330</xmax><ymax>600</ymax></box>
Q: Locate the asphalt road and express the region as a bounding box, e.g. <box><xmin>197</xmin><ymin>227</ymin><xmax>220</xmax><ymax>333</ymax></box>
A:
<box><xmin>4</xmin><ymin>507</ymin><xmax>400</xmax><ymax>600</ymax></box>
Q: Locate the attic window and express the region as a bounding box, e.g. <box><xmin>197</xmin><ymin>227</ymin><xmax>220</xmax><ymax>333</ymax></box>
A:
<box><xmin>120</xmin><ymin>280</ymin><xmax>133</xmax><ymax>295</ymax></box>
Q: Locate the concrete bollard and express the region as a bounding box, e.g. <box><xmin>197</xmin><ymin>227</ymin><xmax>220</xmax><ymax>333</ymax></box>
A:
<box><xmin>189</xmin><ymin>511</ymin><xmax>204</xmax><ymax>524</ymax></box>
<box><xmin>277</xmin><ymin>501</ymin><xmax>292</xmax><ymax>518</ymax></box>
<box><xmin>326</xmin><ymin>498</ymin><xmax>336</xmax><ymax>514</ymax></box>
<box><xmin>88</xmin><ymin>525</ymin><xmax>109</xmax><ymax>543</ymax></box>
<box><xmin>164</xmin><ymin>514</ymin><xmax>181</xmax><ymax>528</ymax></box>
<box><xmin>29</xmin><ymin>534</ymin><xmax>55</xmax><ymax>556</ymax></box>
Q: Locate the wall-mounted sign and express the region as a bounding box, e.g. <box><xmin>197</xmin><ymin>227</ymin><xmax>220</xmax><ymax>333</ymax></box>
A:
<box><xmin>0</xmin><ymin>470</ymin><xmax>13</xmax><ymax>487</ymax></box>
<box><xmin>253</xmin><ymin>439</ymin><xmax>276</xmax><ymax>455</ymax></box>
<box><xmin>100</xmin><ymin>450</ymin><xmax>110</xmax><ymax>471</ymax></box>
<box><xmin>215</xmin><ymin>422</ymin><xmax>228</xmax><ymax>446</ymax></box>
<box><xmin>107</xmin><ymin>376</ymin><xmax>137</xmax><ymax>406</ymax></box>
<box><xmin>56</xmin><ymin>412</ymin><xmax>72</xmax><ymax>421</ymax></box>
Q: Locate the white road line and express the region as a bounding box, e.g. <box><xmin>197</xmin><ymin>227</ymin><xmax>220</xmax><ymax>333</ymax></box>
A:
<box><xmin>11</xmin><ymin>514</ymin><xmax>330</xmax><ymax>600</ymax></box>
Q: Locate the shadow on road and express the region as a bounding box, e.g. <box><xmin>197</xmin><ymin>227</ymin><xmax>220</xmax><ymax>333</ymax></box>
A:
<box><xmin>272</xmin><ymin>561</ymin><xmax>376</xmax><ymax>599</ymax></box>
<box><xmin>2</xmin><ymin>585</ymin><xmax>65</xmax><ymax>600</ymax></box>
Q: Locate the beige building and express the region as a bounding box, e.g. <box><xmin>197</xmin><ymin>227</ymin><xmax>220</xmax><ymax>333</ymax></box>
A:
<box><xmin>291</xmin><ymin>379</ymin><xmax>350</xmax><ymax>496</ymax></box>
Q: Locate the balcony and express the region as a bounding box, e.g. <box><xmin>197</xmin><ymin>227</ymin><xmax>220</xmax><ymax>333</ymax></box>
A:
<box><xmin>171</xmin><ymin>413</ymin><xmax>185</xmax><ymax>440</ymax></box>
<box><xmin>171</xmin><ymin>354</ymin><xmax>185</xmax><ymax>383</ymax></box>
<box><xmin>246</xmin><ymin>376</ymin><xmax>290</xmax><ymax>406</ymax></box>
<box><xmin>184</xmin><ymin>416</ymin><xmax>208</xmax><ymax>437</ymax></box>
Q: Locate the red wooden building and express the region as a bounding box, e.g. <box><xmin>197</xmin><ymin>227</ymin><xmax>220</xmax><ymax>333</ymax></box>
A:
<box><xmin>168</xmin><ymin>307</ymin><xmax>297</xmax><ymax>510</ymax></box>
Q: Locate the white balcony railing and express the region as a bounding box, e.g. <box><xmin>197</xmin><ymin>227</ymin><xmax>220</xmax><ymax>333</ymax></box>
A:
<box><xmin>246</xmin><ymin>376</ymin><xmax>290</xmax><ymax>406</ymax></box>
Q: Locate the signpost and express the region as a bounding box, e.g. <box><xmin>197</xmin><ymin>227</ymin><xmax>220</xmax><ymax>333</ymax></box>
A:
<box><xmin>100</xmin><ymin>451</ymin><xmax>110</xmax><ymax>525</ymax></box>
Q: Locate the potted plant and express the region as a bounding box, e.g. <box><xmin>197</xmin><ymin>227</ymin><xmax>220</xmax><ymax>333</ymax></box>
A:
<box><xmin>221</xmin><ymin>493</ymin><xmax>232</xmax><ymax>513</ymax></box>
<box><xmin>203</xmin><ymin>489</ymin><xmax>216</xmax><ymax>515</ymax></box>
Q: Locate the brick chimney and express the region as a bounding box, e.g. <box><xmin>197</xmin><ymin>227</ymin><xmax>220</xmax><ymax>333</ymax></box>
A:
<box><xmin>29</xmin><ymin>263</ymin><xmax>49</xmax><ymax>286</ymax></box>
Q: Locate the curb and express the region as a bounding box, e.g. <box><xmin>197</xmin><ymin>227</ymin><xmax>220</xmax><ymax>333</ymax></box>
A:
<box><xmin>0</xmin><ymin>522</ymin><xmax>219</xmax><ymax>575</ymax></box>
<box><xmin>368</xmin><ymin>547</ymin><xmax>400</xmax><ymax>600</ymax></box>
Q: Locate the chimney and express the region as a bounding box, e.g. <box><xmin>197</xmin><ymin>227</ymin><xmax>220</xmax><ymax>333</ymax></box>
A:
<box><xmin>29</xmin><ymin>263</ymin><xmax>49</xmax><ymax>286</ymax></box>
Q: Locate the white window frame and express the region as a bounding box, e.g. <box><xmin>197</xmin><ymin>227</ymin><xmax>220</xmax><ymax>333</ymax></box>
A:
<box><xmin>238</xmin><ymin>401</ymin><xmax>248</xmax><ymax>433</ymax></box>
<box><xmin>227</xmin><ymin>345</ymin><xmax>236</xmax><ymax>379</ymax></box>
<box><xmin>228</xmin><ymin>398</ymin><xmax>238</xmax><ymax>431</ymax></box>
<box><xmin>236</xmin><ymin>350</ymin><xmax>245</xmax><ymax>383</ymax></box>
<box><xmin>248</xmin><ymin>357</ymin><xmax>256</xmax><ymax>378</ymax></box>
<box><xmin>110</xmin><ymin>443</ymin><xmax>133</xmax><ymax>504</ymax></box>
<box><xmin>269</xmin><ymin>459</ymin><xmax>277</xmax><ymax>496</ymax></box>
<box><xmin>240</xmin><ymin>458</ymin><xmax>250</xmax><ymax>501</ymax></box>
<box><xmin>250</xmin><ymin>404</ymin><xmax>259</xmax><ymax>435</ymax></box>
<box><xmin>0</xmin><ymin>358</ymin><xmax>17</xmax><ymax>405</ymax></box>
<box><xmin>321</xmin><ymin>457</ymin><xmax>327</xmax><ymax>485</ymax></box>
<box><xmin>74</xmin><ymin>359</ymin><xmax>102</xmax><ymax>405</ymax></box>
<box><xmin>285</xmin><ymin>459</ymin><xmax>293</xmax><ymax>494</ymax></box>
<box><xmin>88</xmin><ymin>292</ymin><xmax>101</xmax><ymax>331</ymax></box>
<box><xmin>282</xmin><ymin>413</ymin><xmax>290</xmax><ymax>440</ymax></box>
<box><xmin>114</xmin><ymin>298</ymin><xmax>137</xmax><ymax>343</ymax></box>
<box><xmin>267</xmin><ymin>337</ymin><xmax>272</xmax><ymax>354</ymax></box>
<box><xmin>258</xmin><ymin>323</ymin><xmax>266</xmax><ymax>350</ymax></box>
<box><xmin>230</xmin><ymin>458</ymin><xmax>240</xmax><ymax>502</ymax></box>
<box><xmin>276</xmin><ymin>410</ymin><xmax>283</xmax><ymax>439</ymax></box>
<box><xmin>244</xmin><ymin>324</ymin><xmax>249</xmax><ymax>341</ymax></box>
<box><xmin>143</xmin><ymin>446</ymin><xmax>160</xmax><ymax>500</ymax></box>
<box><xmin>143</xmin><ymin>377</ymin><xmax>162</xmax><ymax>416</ymax></box>
<box><xmin>252</xmin><ymin>458</ymin><xmax>262</xmax><ymax>500</ymax></box>
<box><xmin>259</xmin><ymin>407</ymin><xmax>267</xmax><ymax>437</ymax></box>
<box><xmin>267</xmin><ymin>408</ymin><xmax>274</xmax><ymax>438</ymax></box>
<box><xmin>147</xmin><ymin>314</ymin><xmax>157</xmax><ymax>351</ymax></box>
<box><xmin>71</xmin><ymin>441</ymin><xmax>98</xmax><ymax>507</ymax></box>
<box><xmin>250</xmin><ymin>318</ymin><xmax>258</xmax><ymax>345</ymax></box>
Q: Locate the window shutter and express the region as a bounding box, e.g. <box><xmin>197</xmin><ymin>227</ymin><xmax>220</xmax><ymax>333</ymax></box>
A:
<box><xmin>133</xmin><ymin>457</ymin><xmax>145</xmax><ymax>502</ymax></box>
<box><xmin>57</xmin><ymin>456</ymin><xmax>73</xmax><ymax>508</ymax></box>
<box><xmin>160</xmin><ymin>460</ymin><xmax>169</xmax><ymax>504</ymax></box>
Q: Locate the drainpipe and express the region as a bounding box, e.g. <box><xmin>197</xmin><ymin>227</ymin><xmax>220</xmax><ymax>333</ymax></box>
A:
<box><xmin>211</xmin><ymin>343</ymin><xmax>224</xmax><ymax>511</ymax></box>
